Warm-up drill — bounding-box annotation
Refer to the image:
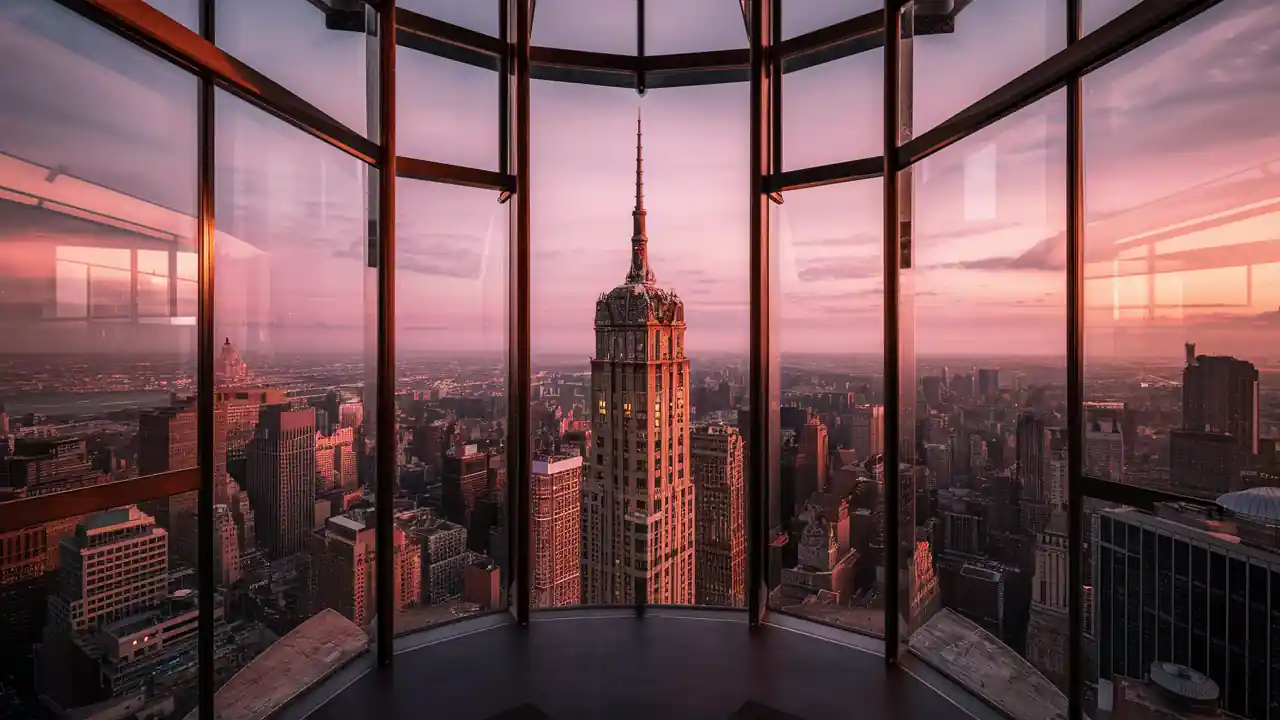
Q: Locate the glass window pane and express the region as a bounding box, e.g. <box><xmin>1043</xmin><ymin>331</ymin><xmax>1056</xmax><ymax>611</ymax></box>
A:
<box><xmin>533</xmin><ymin>0</ymin><xmax>636</xmax><ymax>54</ymax></box>
<box><xmin>216</xmin><ymin>0</ymin><xmax>369</xmax><ymax>138</ymax></box>
<box><xmin>394</xmin><ymin>179</ymin><xmax>508</xmax><ymax>630</ymax></box>
<box><xmin>782</xmin><ymin>50</ymin><xmax>882</xmax><ymax>170</ymax></box>
<box><xmin>397</xmin><ymin>48</ymin><xmax>499</xmax><ymax>170</ymax></box>
<box><xmin>1083</xmin><ymin>0</ymin><xmax>1141</xmax><ymax>36</ymax></box>
<box><xmin>400</xmin><ymin>0</ymin><xmax>498</xmax><ymax>35</ymax></box>
<box><xmin>213</xmin><ymin>89</ymin><xmax>373</xmax><ymax>715</ymax></box>
<box><xmin>646</xmin><ymin>0</ymin><xmax>747</xmax><ymax>55</ymax></box>
<box><xmin>912</xmin><ymin>0</ymin><xmax>1065</xmax><ymax>135</ymax></box>
<box><xmin>1083</xmin><ymin>0</ymin><xmax>1279</xmax><ymax>497</ymax></box>
<box><xmin>532</xmin><ymin>80</ymin><xmax>748</xmax><ymax>608</ymax></box>
<box><xmin>769</xmin><ymin>179</ymin><xmax>885</xmax><ymax>634</ymax></box>
<box><xmin>782</xmin><ymin>0</ymin><xmax>882</xmax><ymax>40</ymax></box>
<box><xmin>905</xmin><ymin>91</ymin><xmax>1068</xmax><ymax>720</ymax></box>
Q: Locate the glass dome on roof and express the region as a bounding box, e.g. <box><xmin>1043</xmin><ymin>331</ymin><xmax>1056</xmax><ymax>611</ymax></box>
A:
<box><xmin>1217</xmin><ymin>487</ymin><xmax>1280</xmax><ymax>526</ymax></box>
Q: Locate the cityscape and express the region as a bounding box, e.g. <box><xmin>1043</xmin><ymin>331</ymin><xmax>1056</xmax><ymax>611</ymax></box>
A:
<box><xmin>2</xmin><ymin>0</ymin><xmax>1279</xmax><ymax>719</ymax></box>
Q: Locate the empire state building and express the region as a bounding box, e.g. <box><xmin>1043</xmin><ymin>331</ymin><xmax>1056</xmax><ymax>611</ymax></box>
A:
<box><xmin>582</xmin><ymin>111</ymin><xmax>695</xmax><ymax>605</ymax></box>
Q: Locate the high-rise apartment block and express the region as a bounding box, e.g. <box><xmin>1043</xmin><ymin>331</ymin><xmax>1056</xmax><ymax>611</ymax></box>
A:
<box><xmin>316</xmin><ymin>426</ymin><xmax>358</xmax><ymax>491</ymax></box>
<box><xmin>399</xmin><ymin>509</ymin><xmax>470</xmax><ymax>605</ymax></box>
<box><xmin>582</xmin><ymin>112</ymin><xmax>695</xmax><ymax>605</ymax></box>
<box><xmin>48</xmin><ymin>507</ymin><xmax>168</xmax><ymax>637</ymax></box>
<box><xmin>311</xmin><ymin>509</ymin><xmax>420</xmax><ymax>628</ymax></box>
<box><xmin>691</xmin><ymin>424</ymin><xmax>745</xmax><ymax>607</ymax></box>
<box><xmin>532</xmin><ymin>454</ymin><xmax>581</xmax><ymax>608</ymax></box>
<box><xmin>246</xmin><ymin>404</ymin><xmax>316</xmax><ymax>560</ymax></box>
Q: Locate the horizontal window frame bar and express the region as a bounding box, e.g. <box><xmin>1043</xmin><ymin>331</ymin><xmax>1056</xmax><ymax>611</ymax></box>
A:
<box><xmin>386</xmin><ymin>7</ymin><xmax>969</xmax><ymax>89</ymax></box>
<box><xmin>53</xmin><ymin>0</ymin><xmax>379</xmax><ymax>166</ymax></box>
<box><xmin>0</xmin><ymin>467</ymin><xmax>200</xmax><ymax>534</ymax></box>
<box><xmin>899</xmin><ymin>0</ymin><xmax>1224</xmax><ymax>168</ymax></box>
<box><xmin>1078</xmin><ymin>475</ymin><xmax>1221</xmax><ymax>513</ymax></box>
<box><xmin>396</xmin><ymin>157</ymin><xmax>515</xmax><ymax>192</ymax></box>
<box><xmin>766</xmin><ymin>156</ymin><xmax>883</xmax><ymax>192</ymax></box>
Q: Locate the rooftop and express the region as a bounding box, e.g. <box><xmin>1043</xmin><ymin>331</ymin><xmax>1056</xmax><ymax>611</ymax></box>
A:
<box><xmin>910</xmin><ymin>609</ymin><xmax>1067</xmax><ymax>720</ymax></box>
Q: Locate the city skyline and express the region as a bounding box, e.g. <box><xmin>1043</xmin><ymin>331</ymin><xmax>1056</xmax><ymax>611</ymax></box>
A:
<box><xmin>1</xmin><ymin>1</ymin><xmax>1278</xmax><ymax>357</ymax></box>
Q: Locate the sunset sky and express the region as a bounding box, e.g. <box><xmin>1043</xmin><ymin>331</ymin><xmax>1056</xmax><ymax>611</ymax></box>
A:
<box><xmin>0</xmin><ymin>0</ymin><xmax>1276</xmax><ymax>361</ymax></box>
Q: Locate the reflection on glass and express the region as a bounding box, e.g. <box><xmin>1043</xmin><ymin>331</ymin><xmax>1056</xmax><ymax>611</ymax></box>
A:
<box><xmin>645</xmin><ymin>0</ymin><xmax>748</xmax><ymax>55</ymax></box>
<box><xmin>769</xmin><ymin>180</ymin><xmax>886</xmax><ymax>634</ymax></box>
<box><xmin>911</xmin><ymin>0</ymin><xmax>1064</xmax><ymax>135</ymax></box>
<box><xmin>398</xmin><ymin>48</ymin><xmax>500</xmax><ymax>170</ymax></box>
<box><xmin>903</xmin><ymin>92</ymin><xmax>1068</xmax><ymax>720</ymax></box>
<box><xmin>532</xmin><ymin>0</ymin><xmax>636</xmax><ymax>55</ymax></box>
<box><xmin>1083</xmin><ymin>5</ymin><xmax>1280</xmax><ymax>718</ymax></box>
<box><xmin>211</xmin><ymin>90</ymin><xmax>372</xmax><ymax>717</ymax></box>
<box><xmin>0</xmin><ymin>4</ymin><xmax>203</xmax><ymax>698</ymax></box>
<box><xmin>216</xmin><ymin>0</ymin><xmax>370</xmax><ymax>137</ymax></box>
<box><xmin>393</xmin><ymin>179</ymin><xmax>509</xmax><ymax>632</ymax></box>
<box><xmin>781</xmin><ymin>0</ymin><xmax>882</xmax><ymax>40</ymax></box>
<box><xmin>400</xmin><ymin>0</ymin><xmax>497</xmax><ymax>35</ymax></box>
<box><xmin>0</xmin><ymin>0</ymin><xmax>199</xmax><ymax>579</ymax></box>
<box><xmin>531</xmin><ymin>81</ymin><xmax>748</xmax><ymax>607</ymax></box>
<box><xmin>782</xmin><ymin>51</ymin><xmax>883</xmax><ymax>171</ymax></box>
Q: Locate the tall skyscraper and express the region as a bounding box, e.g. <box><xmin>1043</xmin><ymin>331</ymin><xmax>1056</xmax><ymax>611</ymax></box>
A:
<box><xmin>582</xmin><ymin>112</ymin><xmax>695</xmax><ymax>605</ymax></box>
<box><xmin>1182</xmin><ymin>351</ymin><xmax>1259</xmax><ymax>455</ymax></box>
<box><xmin>691</xmin><ymin>423</ymin><xmax>745</xmax><ymax>607</ymax></box>
<box><xmin>846</xmin><ymin>404</ymin><xmax>884</xmax><ymax>461</ymax></box>
<box><xmin>977</xmin><ymin>368</ymin><xmax>1000</xmax><ymax>397</ymax></box>
<box><xmin>796</xmin><ymin>419</ymin><xmax>829</xmax><ymax>509</ymax></box>
<box><xmin>1044</xmin><ymin>427</ymin><xmax>1067</xmax><ymax>511</ymax></box>
<box><xmin>1026</xmin><ymin>514</ymin><xmax>1070</xmax><ymax>691</ymax></box>
<box><xmin>531</xmin><ymin>455</ymin><xmax>582</xmax><ymax>608</ymax></box>
<box><xmin>443</xmin><ymin>443</ymin><xmax>488</xmax><ymax>525</ymax></box>
<box><xmin>246</xmin><ymin>404</ymin><xmax>316</xmax><ymax>560</ymax></box>
<box><xmin>138</xmin><ymin>405</ymin><xmax>198</xmax><ymax>567</ymax></box>
<box><xmin>1016</xmin><ymin>411</ymin><xmax>1045</xmax><ymax>503</ymax></box>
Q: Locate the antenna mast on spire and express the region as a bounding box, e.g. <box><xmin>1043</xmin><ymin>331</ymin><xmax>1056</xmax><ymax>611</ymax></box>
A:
<box><xmin>626</xmin><ymin>107</ymin><xmax>656</xmax><ymax>285</ymax></box>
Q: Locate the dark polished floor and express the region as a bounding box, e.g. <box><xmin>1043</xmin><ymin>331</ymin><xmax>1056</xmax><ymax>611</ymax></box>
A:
<box><xmin>297</xmin><ymin>608</ymin><xmax>993</xmax><ymax>720</ymax></box>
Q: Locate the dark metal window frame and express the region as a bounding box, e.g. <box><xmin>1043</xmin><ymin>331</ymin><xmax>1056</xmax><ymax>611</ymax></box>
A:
<box><xmin>15</xmin><ymin>0</ymin><xmax>1231</xmax><ymax>717</ymax></box>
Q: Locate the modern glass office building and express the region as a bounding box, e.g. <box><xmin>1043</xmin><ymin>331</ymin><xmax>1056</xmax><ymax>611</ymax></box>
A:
<box><xmin>0</xmin><ymin>1</ymin><xmax>1277</xmax><ymax>719</ymax></box>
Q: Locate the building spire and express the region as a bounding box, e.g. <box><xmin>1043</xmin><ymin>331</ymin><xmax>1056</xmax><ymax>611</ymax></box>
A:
<box><xmin>626</xmin><ymin>106</ymin><xmax>656</xmax><ymax>285</ymax></box>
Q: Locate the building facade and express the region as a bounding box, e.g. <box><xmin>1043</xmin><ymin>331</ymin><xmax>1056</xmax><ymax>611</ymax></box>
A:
<box><xmin>532</xmin><ymin>455</ymin><xmax>581</xmax><ymax>608</ymax></box>
<box><xmin>691</xmin><ymin>423</ymin><xmax>745</xmax><ymax>607</ymax></box>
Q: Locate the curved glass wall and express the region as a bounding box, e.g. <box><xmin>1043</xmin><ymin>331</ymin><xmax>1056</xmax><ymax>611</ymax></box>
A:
<box><xmin>1</xmin><ymin>1</ymin><xmax>1275</xmax><ymax>719</ymax></box>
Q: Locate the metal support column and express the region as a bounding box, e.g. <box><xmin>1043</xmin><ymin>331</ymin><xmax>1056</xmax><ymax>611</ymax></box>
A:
<box><xmin>375</xmin><ymin>0</ymin><xmax>397</xmax><ymax>668</ymax></box>
<box><xmin>882</xmin><ymin>0</ymin><xmax>904</xmax><ymax>665</ymax></box>
<box><xmin>512</xmin><ymin>0</ymin><xmax>533</xmax><ymax>626</ymax></box>
<box><xmin>196</xmin><ymin>0</ymin><xmax>216</xmax><ymax>715</ymax></box>
<box><xmin>747</xmin><ymin>0</ymin><xmax>775</xmax><ymax>627</ymax></box>
<box><xmin>1066</xmin><ymin>0</ymin><xmax>1086</xmax><ymax>717</ymax></box>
